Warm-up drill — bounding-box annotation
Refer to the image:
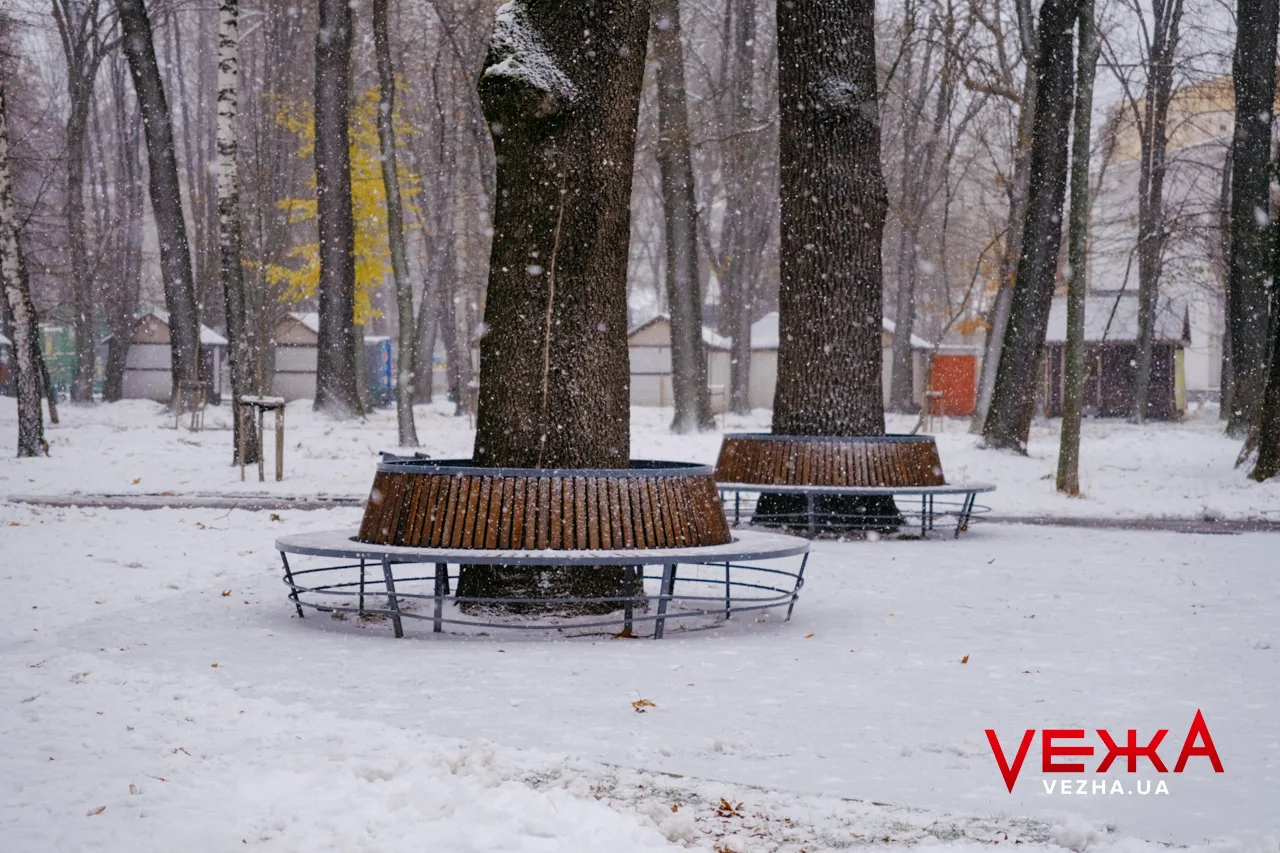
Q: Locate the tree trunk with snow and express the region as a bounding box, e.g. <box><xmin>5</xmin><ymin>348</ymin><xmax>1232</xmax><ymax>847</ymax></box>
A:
<box><xmin>1225</xmin><ymin>0</ymin><xmax>1279</xmax><ymax>438</ymax></box>
<box><xmin>0</xmin><ymin>85</ymin><xmax>45</xmax><ymax>457</ymax></box>
<box><xmin>1131</xmin><ymin>0</ymin><xmax>1184</xmax><ymax>424</ymax></box>
<box><xmin>312</xmin><ymin>0</ymin><xmax>362</xmax><ymax>417</ymax></box>
<box><xmin>216</xmin><ymin>0</ymin><xmax>259</xmax><ymax>464</ymax></box>
<box><xmin>460</xmin><ymin>0</ymin><xmax>649</xmax><ymax>611</ymax></box>
<box><xmin>116</xmin><ymin>0</ymin><xmax>203</xmax><ymax>402</ymax></box>
<box><xmin>373</xmin><ymin>0</ymin><xmax>419</xmax><ymax>447</ymax></box>
<box><xmin>652</xmin><ymin>0</ymin><xmax>712</xmax><ymax>434</ymax></box>
<box><xmin>982</xmin><ymin>0</ymin><xmax>1081</xmax><ymax>452</ymax></box>
<box><xmin>1056</xmin><ymin>0</ymin><xmax>1098</xmax><ymax>495</ymax></box>
<box><xmin>761</xmin><ymin>0</ymin><xmax>900</xmax><ymax>529</ymax></box>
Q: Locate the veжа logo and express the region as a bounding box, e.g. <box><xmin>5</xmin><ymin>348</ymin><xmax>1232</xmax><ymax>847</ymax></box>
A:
<box><xmin>985</xmin><ymin>709</ymin><xmax>1224</xmax><ymax>792</ymax></box>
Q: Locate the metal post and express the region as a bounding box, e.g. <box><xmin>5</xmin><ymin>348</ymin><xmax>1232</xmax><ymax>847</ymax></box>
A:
<box><xmin>280</xmin><ymin>552</ymin><xmax>304</xmax><ymax>618</ymax></box>
<box><xmin>807</xmin><ymin>492</ymin><xmax>817</xmax><ymax>537</ymax></box>
<box><xmin>724</xmin><ymin>561</ymin><xmax>732</xmax><ymax>619</ymax></box>
<box><xmin>786</xmin><ymin>552</ymin><xmax>809</xmax><ymax>621</ymax></box>
<box><xmin>955</xmin><ymin>492</ymin><xmax>975</xmax><ymax>539</ymax></box>
<box><xmin>920</xmin><ymin>495</ymin><xmax>927</xmax><ymax>537</ymax></box>
<box><xmin>734</xmin><ymin>491</ymin><xmax>741</xmax><ymax>525</ymax></box>
<box><xmin>654</xmin><ymin>562</ymin><xmax>677</xmax><ymax>639</ymax></box>
<box><xmin>237</xmin><ymin>403</ymin><xmax>246</xmax><ymax>482</ymax></box>
<box><xmin>622</xmin><ymin>566</ymin><xmax>635</xmax><ymax>636</ymax></box>
<box><xmin>275</xmin><ymin>404</ymin><xmax>285</xmax><ymax>481</ymax></box>
<box><xmin>358</xmin><ymin>557</ymin><xmax>366</xmax><ymax>614</ymax></box>
<box><xmin>433</xmin><ymin>562</ymin><xmax>447</xmax><ymax>633</ymax></box>
<box><xmin>381</xmin><ymin>556</ymin><xmax>404</xmax><ymax>638</ymax></box>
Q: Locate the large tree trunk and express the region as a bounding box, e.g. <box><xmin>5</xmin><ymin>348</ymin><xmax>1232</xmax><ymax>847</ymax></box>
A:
<box><xmin>652</xmin><ymin>0</ymin><xmax>712</xmax><ymax>434</ymax></box>
<box><xmin>1132</xmin><ymin>0</ymin><xmax>1184</xmax><ymax>423</ymax></box>
<box><xmin>1250</xmin><ymin>208</ymin><xmax>1280</xmax><ymax>480</ymax></box>
<box><xmin>373</xmin><ymin>0</ymin><xmax>419</xmax><ymax>447</ymax></box>
<box><xmin>1225</xmin><ymin>0</ymin><xmax>1279</xmax><ymax>437</ymax></box>
<box><xmin>764</xmin><ymin>0</ymin><xmax>899</xmax><ymax>531</ymax></box>
<box><xmin>1056</xmin><ymin>0</ymin><xmax>1099</xmax><ymax>495</ymax></box>
<box><xmin>982</xmin><ymin>0</ymin><xmax>1081</xmax><ymax>452</ymax></box>
<box><xmin>116</xmin><ymin>0</ymin><xmax>202</xmax><ymax>402</ymax></box>
<box><xmin>217</xmin><ymin>0</ymin><xmax>259</xmax><ymax>464</ymax></box>
<box><xmin>311</xmin><ymin>0</ymin><xmax>362</xmax><ymax>416</ymax></box>
<box><xmin>0</xmin><ymin>84</ymin><xmax>45</xmax><ymax>457</ymax></box>
<box><xmin>460</xmin><ymin>0</ymin><xmax>649</xmax><ymax>612</ymax></box>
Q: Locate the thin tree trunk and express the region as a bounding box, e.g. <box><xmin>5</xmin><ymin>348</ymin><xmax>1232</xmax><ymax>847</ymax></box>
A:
<box><xmin>461</xmin><ymin>0</ymin><xmax>649</xmax><ymax>612</ymax></box>
<box><xmin>1056</xmin><ymin>0</ymin><xmax>1098</xmax><ymax>495</ymax></box>
<box><xmin>104</xmin><ymin>56</ymin><xmax>143</xmax><ymax>403</ymax></box>
<box><xmin>217</xmin><ymin>0</ymin><xmax>259</xmax><ymax>464</ymax></box>
<box><xmin>0</xmin><ymin>84</ymin><xmax>45</xmax><ymax>456</ymax></box>
<box><xmin>373</xmin><ymin>0</ymin><xmax>419</xmax><ymax>446</ymax></box>
<box><xmin>1132</xmin><ymin>0</ymin><xmax>1184</xmax><ymax>423</ymax></box>
<box><xmin>651</xmin><ymin>0</ymin><xmax>711</xmax><ymax>433</ymax></box>
<box><xmin>116</xmin><ymin>0</ymin><xmax>203</xmax><ymax>402</ymax></box>
<box><xmin>972</xmin><ymin>36</ymin><xmax>1039</xmax><ymax>435</ymax></box>
<box><xmin>1226</xmin><ymin>0</ymin><xmax>1279</xmax><ymax>437</ymax></box>
<box><xmin>982</xmin><ymin>0</ymin><xmax>1081</xmax><ymax>452</ymax></box>
<box><xmin>764</xmin><ymin>0</ymin><xmax>899</xmax><ymax>530</ymax></box>
<box><xmin>1250</xmin><ymin>208</ymin><xmax>1280</xmax><ymax>480</ymax></box>
<box><xmin>66</xmin><ymin>96</ymin><xmax>95</xmax><ymax>402</ymax></box>
<box><xmin>312</xmin><ymin>0</ymin><xmax>362</xmax><ymax>416</ymax></box>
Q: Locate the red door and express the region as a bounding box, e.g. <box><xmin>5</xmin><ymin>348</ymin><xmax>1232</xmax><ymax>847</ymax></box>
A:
<box><xmin>928</xmin><ymin>354</ymin><xmax>976</xmax><ymax>417</ymax></box>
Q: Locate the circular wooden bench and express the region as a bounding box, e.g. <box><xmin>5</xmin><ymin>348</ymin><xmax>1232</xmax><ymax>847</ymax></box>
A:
<box><xmin>713</xmin><ymin>433</ymin><xmax>993</xmax><ymax>537</ymax></box>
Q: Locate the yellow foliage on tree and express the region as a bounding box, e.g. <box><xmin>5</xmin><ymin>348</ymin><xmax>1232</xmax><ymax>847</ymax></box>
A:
<box><xmin>267</xmin><ymin>86</ymin><xmax>419</xmax><ymax>324</ymax></box>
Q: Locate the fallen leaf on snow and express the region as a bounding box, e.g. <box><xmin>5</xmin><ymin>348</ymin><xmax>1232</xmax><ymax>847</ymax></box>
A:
<box><xmin>87</xmin><ymin>806</ymin><xmax>105</xmax><ymax>816</ymax></box>
<box><xmin>131</xmin><ymin>478</ymin><xmax>141</xmax><ymax>485</ymax></box>
<box><xmin>960</xmin><ymin>654</ymin><xmax>970</xmax><ymax>664</ymax></box>
<box><xmin>804</xmin><ymin>633</ymin><xmax>814</xmax><ymax>638</ymax></box>
<box><xmin>632</xmin><ymin>698</ymin><xmax>657</xmax><ymax>713</ymax></box>
<box><xmin>221</xmin><ymin>590</ymin><xmax>232</xmax><ymax>597</ymax></box>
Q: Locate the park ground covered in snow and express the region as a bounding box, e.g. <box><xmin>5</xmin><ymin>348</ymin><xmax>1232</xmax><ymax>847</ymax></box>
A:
<box><xmin>2</xmin><ymin>397</ymin><xmax>1279</xmax><ymax>852</ymax></box>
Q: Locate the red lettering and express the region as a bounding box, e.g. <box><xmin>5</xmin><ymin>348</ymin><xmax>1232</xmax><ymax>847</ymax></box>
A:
<box><xmin>1174</xmin><ymin>710</ymin><xmax>1224</xmax><ymax>773</ymax></box>
<box><xmin>1096</xmin><ymin>728</ymin><xmax>1168</xmax><ymax>773</ymax></box>
<box><xmin>986</xmin><ymin>729</ymin><xmax>1035</xmax><ymax>792</ymax></box>
<box><xmin>1042</xmin><ymin>729</ymin><xmax>1094</xmax><ymax>773</ymax></box>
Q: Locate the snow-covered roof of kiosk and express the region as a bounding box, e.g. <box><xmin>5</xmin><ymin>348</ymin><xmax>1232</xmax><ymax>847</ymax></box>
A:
<box><xmin>628</xmin><ymin>311</ymin><xmax>931</xmax><ymax>351</ymax></box>
<box><xmin>1045</xmin><ymin>294</ymin><xmax>1190</xmax><ymax>344</ymax></box>
<box><xmin>102</xmin><ymin>312</ymin><xmax>228</xmax><ymax>347</ymax></box>
<box><xmin>0</xmin><ymin>331</ymin><xmax>10</xmax><ymax>347</ymax></box>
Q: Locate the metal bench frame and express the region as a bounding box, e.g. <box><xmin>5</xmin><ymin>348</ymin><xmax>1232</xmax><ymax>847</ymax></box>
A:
<box><xmin>275</xmin><ymin>528</ymin><xmax>809</xmax><ymax>639</ymax></box>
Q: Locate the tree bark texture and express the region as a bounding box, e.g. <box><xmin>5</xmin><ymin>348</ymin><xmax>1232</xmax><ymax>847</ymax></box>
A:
<box><xmin>1250</xmin><ymin>212</ymin><xmax>1280</xmax><ymax>481</ymax></box>
<box><xmin>1225</xmin><ymin>0</ymin><xmax>1279</xmax><ymax>437</ymax></box>
<box><xmin>0</xmin><ymin>84</ymin><xmax>45</xmax><ymax>456</ymax></box>
<box><xmin>116</xmin><ymin>0</ymin><xmax>202</xmax><ymax>401</ymax></box>
<box><xmin>772</xmin><ymin>0</ymin><xmax>887</xmax><ymax>437</ymax></box>
<box><xmin>312</xmin><ymin>0</ymin><xmax>362</xmax><ymax>417</ymax></box>
<box><xmin>1056</xmin><ymin>0</ymin><xmax>1098</xmax><ymax>495</ymax></box>
<box><xmin>373</xmin><ymin>0</ymin><xmax>420</xmax><ymax>447</ymax></box>
<box><xmin>103</xmin><ymin>56</ymin><xmax>143</xmax><ymax>403</ymax></box>
<box><xmin>462</xmin><ymin>0</ymin><xmax>649</xmax><ymax>613</ymax></box>
<box><xmin>1132</xmin><ymin>0</ymin><xmax>1184</xmax><ymax>423</ymax></box>
<box><xmin>651</xmin><ymin>0</ymin><xmax>712</xmax><ymax>434</ymax></box>
<box><xmin>471</xmin><ymin>0</ymin><xmax>648</xmax><ymax>469</ymax></box>
<box><xmin>217</xmin><ymin>0</ymin><xmax>259</xmax><ymax>464</ymax></box>
<box><xmin>982</xmin><ymin>0</ymin><xmax>1081</xmax><ymax>452</ymax></box>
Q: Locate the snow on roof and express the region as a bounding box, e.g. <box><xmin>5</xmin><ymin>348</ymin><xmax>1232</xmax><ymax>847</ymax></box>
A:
<box><xmin>880</xmin><ymin>317</ymin><xmax>932</xmax><ymax>349</ymax></box>
<box><xmin>483</xmin><ymin>2</ymin><xmax>578</xmax><ymax>103</ymax></box>
<box><xmin>0</xmin><ymin>331</ymin><xmax>10</xmax><ymax>347</ymax></box>
<box><xmin>1045</xmin><ymin>293</ymin><xmax>1190</xmax><ymax>344</ymax></box>
<box><xmin>146</xmin><ymin>311</ymin><xmax>229</xmax><ymax>347</ymax></box>
<box><xmin>627</xmin><ymin>313</ymin><xmax>732</xmax><ymax>349</ymax></box>
<box><xmin>292</xmin><ymin>312</ymin><xmax>321</xmax><ymax>334</ymax></box>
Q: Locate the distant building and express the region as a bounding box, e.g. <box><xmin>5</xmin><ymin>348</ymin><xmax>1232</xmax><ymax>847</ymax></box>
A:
<box><xmin>627</xmin><ymin>312</ymin><xmax>938</xmax><ymax>412</ymax></box>
<box><xmin>102</xmin><ymin>312</ymin><xmax>228</xmax><ymax>403</ymax></box>
<box><xmin>1042</xmin><ymin>294</ymin><xmax>1190</xmax><ymax>420</ymax></box>
<box><xmin>0</xmin><ymin>331</ymin><xmax>12</xmax><ymax>396</ymax></box>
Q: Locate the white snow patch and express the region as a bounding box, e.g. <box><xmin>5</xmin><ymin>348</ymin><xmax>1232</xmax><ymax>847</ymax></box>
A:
<box><xmin>484</xmin><ymin>2</ymin><xmax>578</xmax><ymax>102</ymax></box>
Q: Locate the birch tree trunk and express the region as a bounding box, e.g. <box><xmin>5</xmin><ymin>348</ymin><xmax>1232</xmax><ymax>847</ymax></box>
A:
<box><xmin>1225</xmin><ymin>0</ymin><xmax>1278</xmax><ymax>438</ymax></box>
<box><xmin>1132</xmin><ymin>0</ymin><xmax>1184</xmax><ymax>423</ymax></box>
<box><xmin>652</xmin><ymin>0</ymin><xmax>712</xmax><ymax>433</ymax></box>
<box><xmin>116</xmin><ymin>0</ymin><xmax>203</xmax><ymax>401</ymax></box>
<box><xmin>373</xmin><ymin>0</ymin><xmax>419</xmax><ymax>446</ymax></box>
<box><xmin>0</xmin><ymin>84</ymin><xmax>45</xmax><ymax>457</ymax></box>
<box><xmin>982</xmin><ymin>0</ymin><xmax>1081</xmax><ymax>452</ymax></box>
<box><xmin>1056</xmin><ymin>0</ymin><xmax>1098</xmax><ymax>495</ymax></box>
<box><xmin>312</xmin><ymin>0</ymin><xmax>362</xmax><ymax>417</ymax></box>
<box><xmin>216</xmin><ymin>0</ymin><xmax>259</xmax><ymax>463</ymax></box>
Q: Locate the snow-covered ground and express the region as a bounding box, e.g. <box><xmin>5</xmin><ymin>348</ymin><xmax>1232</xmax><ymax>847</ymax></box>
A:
<box><xmin>1</xmin><ymin>396</ymin><xmax>1278</xmax><ymax>521</ymax></box>
<box><xmin>3</xmin><ymin>398</ymin><xmax>1279</xmax><ymax>851</ymax></box>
